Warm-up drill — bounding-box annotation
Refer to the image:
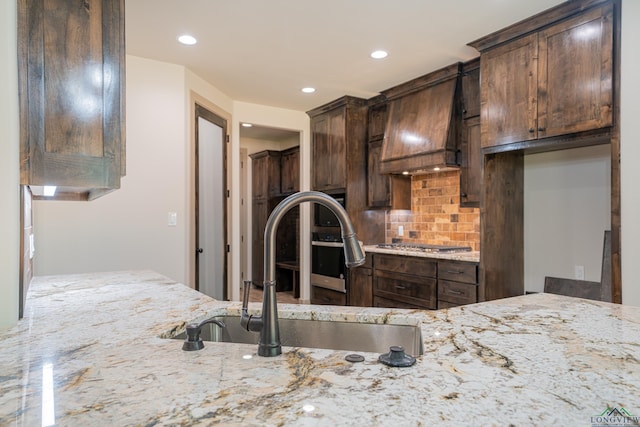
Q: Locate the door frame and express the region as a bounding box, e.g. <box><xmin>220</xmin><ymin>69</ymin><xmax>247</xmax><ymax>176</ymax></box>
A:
<box><xmin>194</xmin><ymin>103</ymin><xmax>228</xmax><ymax>299</ymax></box>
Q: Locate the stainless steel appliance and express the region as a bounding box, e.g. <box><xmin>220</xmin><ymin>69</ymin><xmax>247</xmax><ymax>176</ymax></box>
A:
<box><xmin>312</xmin><ymin>234</ymin><xmax>346</xmax><ymax>293</ymax></box>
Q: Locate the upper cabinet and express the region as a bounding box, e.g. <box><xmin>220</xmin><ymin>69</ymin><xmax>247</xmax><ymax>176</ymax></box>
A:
<box><xmin>366</xmin><ymin>97</ymin><xmax>411</xmax><ymax>210</ymax></box>
<box><xmin>471</xmin><ymin>2</ymin><xmax>613</xmax><ymax>149</ymax></box>
<box><xmin>250</xmin><ymin>150</ymin><xmax>281</xmax><ymax>200</ymax></box>
<box><xmin>308</xmin><ymin>96</ymin><xmax>368</xmax><ymax>193</ymax></box>
<box><xmin>18</xmin><ymin>0</ymin><xmax>126</xmax><ymax>201</ymax></box>
<box><xmin>459</xmin><ymin>58</ymin><xmax>482</xmax><ymax>208</ymax></box>
<box><xmin>379</xmin><ymin>63</ymin><xmax>461</xmax><ymax>175</ymax></box>
<box><xmin>280</xmin><ymin>146</ymin><xmax>300</xmax><ymax>195</ymax></box>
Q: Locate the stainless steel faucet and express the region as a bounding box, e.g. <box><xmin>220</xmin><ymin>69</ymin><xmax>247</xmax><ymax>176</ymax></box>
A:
<box><xmin>241</xmin><ymin>191</ymin><xmax>366</xmax><ymax>357</ymax></box>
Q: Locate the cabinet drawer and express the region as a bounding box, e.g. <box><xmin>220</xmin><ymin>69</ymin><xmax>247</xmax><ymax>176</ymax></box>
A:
<box><xmin>438</xmin><ymin>279</ymin><xmax>477</xmax><ymax>306</ymax></box>
<box><xmin>311</xmin><ymin>286</ymin><xmax>346</xmax><ymax>306</ymax></box>
<box><xmin>374</xmin><ymin>254</ymin><xmax>437</xmax><ymax>277</ymax></box>
<box><xmin>374</xmin><ymin>270</ymin><xmax>437</xmax><ymax>309</ymax></box>
<box><xmin>438</xmin><ymin>261</ymin><xmax>478</xmax><ymax>284</ymax></box>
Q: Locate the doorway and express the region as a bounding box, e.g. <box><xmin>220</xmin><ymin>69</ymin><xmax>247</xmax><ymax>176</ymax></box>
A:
<box><xmin>195</xmin><ymin>104</ymin><xmax>228</xmax><ymax>300</ymax></box>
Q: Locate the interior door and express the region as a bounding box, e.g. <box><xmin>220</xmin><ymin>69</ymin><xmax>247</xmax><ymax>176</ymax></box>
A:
<box><xmin>196</xmin><ymin>105</ymin><xmax>227</xmax><ymax>300</ymax></box>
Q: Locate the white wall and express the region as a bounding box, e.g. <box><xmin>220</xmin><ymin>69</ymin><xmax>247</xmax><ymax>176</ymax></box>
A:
<box><xmin>0</xmin><ymin>0</ymin><xmax>20</xmax><ymax>330</ymax></box>
<box><xmin>524</xmin><ymin>145</ymin><xmax>611</xmax><ymax>293</ymax></box>
<box><xmin>33</xmin><ymin>56</ymin><xmax>190</xmax><ymax>282</ymax></box>
<box><xmin>620</xmin><ymin>0</ymin><xmax>640</xmax><ymax>306</ymax></box>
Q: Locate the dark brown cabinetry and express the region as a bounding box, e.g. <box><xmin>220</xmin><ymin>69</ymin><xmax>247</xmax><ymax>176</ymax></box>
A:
<box><xmin>250</xmin><ymin>198</ymin><xmax>273</xmax><ymax>284</ymax></box>
<box><xmin>18</xmin><ymin>0</ymin><xmax>126</xmax><ymax>201</ymax></box>
<box><xmin>308</xmin><ymin>96</ymin><xmax>384</xmax><ymax>245</ymax></box>
<box><xmin>366</xmin><ymin>99</ymin><xmax>411</xmax><ymax>209</ymax></box>
<box><xmin>476</xmin><ymin>3</ymin><xmax>613</xmax><ymax>149</ymax></box>
<box><xmin>460</xmin><ymin>117</ymin><xmax>481</xmax><ymax>207</ymax></box>
<box><xmin>459</xmin><ymin>59</ymin><xmax>482</xmax><ymax>208</ymax></box>
<box><xmin>469</xmin><ymin>0</ymin><xmax>620</xmax><ymax>304</ymax></box>
<box><xmin>280</xmin><ymin>146</ymin><xmax>299</xmax><ymax>195</ymax></box>
<box><xmin>311</xmin><ymin>285</ymin><xmax>347</xmax><ymax>306</ymax></box>
<box><xmin>250</xmin><ymin>149</ymin><xmax>299</xmax><ymax>286</ymax></box>
<box><xmin>373</xmin><ymin>254</ymin><xmax>438</xmax><ymax>309</ymax></box>
<box><xmin>251</xmin><ymin>150</ymin><xmax>281</xmax><ymax>200</ymax></box>
<box><xmin>310</xmin><ymin>108</ymin><xmax>347</xmax><ymax>191</ymax></box>
<box><xmin>348</xmin><ymin>256</ymin><xmax>373</xmax><ymax>307</ymax></box>
<box><xmin>437</xmin><ymin>260</ymin><xmax>478</xmax><ymax>308</ymax></box>
<box><xmin>309</xmin><ymin>96</ymin><xmax>368</xmax><ymax>193</ymax></box>
<box><xmin>380</xmin><ymin>63</ymin><xmax>461</xmax><ymax>174</ymax></box>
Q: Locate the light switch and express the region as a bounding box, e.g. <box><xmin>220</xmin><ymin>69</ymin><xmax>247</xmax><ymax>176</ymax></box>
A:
<box><xmin>398</xmin><ymin>225</ymin><xmax>404</xmax><ymax>237</ymax></box>
<box><xmin>168</xmin><ymin>212</ymin><xmax>177</xmax><ymax>227</ymax></box>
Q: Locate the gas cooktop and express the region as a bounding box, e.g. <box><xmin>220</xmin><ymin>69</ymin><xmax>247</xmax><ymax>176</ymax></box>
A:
<box><xmin>375</xmin><ymin>243</ymin><xmax>472</xmax><ymax>253</ymax></box>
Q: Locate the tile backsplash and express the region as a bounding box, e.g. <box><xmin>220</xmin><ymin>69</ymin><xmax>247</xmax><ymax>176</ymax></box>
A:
<box><xmin>386</xmin><ymin>170</ymin><xmax>480</xmax><ymax>251</ymax></box>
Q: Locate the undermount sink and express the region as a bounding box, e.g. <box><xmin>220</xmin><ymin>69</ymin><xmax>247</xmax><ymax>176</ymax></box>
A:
<box><xmin>173</xmin><ymin>316</ymin><xmax>424</xmax><ymax>356</ymax></box>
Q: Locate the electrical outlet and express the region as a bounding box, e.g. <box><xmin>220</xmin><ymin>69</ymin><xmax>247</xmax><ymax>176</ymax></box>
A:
<box><xmin>574</xmin><ymin>265</ymin><xmax>585</xmax><ymax>280</ymax></box>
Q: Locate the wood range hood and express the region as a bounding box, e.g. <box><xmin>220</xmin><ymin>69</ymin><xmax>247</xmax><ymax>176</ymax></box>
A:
<box><xmin>379</xmin><ymin>62</ymin><xmax>462</xmax><ymax>175</ymax></box>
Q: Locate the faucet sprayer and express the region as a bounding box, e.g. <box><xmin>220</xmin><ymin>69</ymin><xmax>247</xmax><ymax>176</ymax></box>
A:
<box><xmin>241</xmin><ymin>191</ymin><xmax>365</xmax><ymax>356</ymax></box>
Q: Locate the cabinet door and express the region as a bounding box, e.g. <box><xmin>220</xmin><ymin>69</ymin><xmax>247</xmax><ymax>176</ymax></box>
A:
<box><xmin>312</xmin><ymin>110</ymin><xmax>346</xmax><ymax>191</ymax></box>
<box><xmin>327</xmin><ymin>109</ymin><xmax>347</xmax><ymax>189</ymax></box>
<box><xmin>280</xmin><ymin>148</ymin><xmax>299</xmax><ymax>194</ymax></box>
<box><xmin>368</xmin><ymin>103</ymin><xmax>387</xmax><ymax>140</ymax></box>
<box><xmin>348</xmin><ymin>266</ymin><xmax>373</xmax><ymax>307</ymax></box>
<box><xmin>460</xmin><ymin>116</ymin><xmax>481</xmax><ymax>207</ymax></box>
<box><xmin>311</xmin><ymin>286</ymin><xmax>346</xmax><ymax>305</ymax></box>
<box><xmin>252</xmin><ymin>156</ymin><xmax>268</xmax><ymax>199</ymax></box>
<box><xmin>537</xmin><ymin>4</ymin><xmax>613</xmax><ymax>138</ymax></box>
<box><xmin>481</xmin><ymin>33</ymin><xmax>538</xmax><ymax>147</ymax></box>
<box><xmin>367</xmin><ymin>140</ymin><xmax>390</xmax><ymax>207</ymax></box>
<box><xmin>461</xmin><ymin>66</ymin><xmax>480</xmax><ymax>119</ymax></box>
<box><xmin>252</xmin><ymin>199</ymin><xmax>269</xmax><ymax>283</ymax></box>
<box><xmin>19</xmin><ymin>0</ymin><xmax>125</xmax><ymax>196</ymax></box>
<box><xmin>312</xmin><ymin>116</ymin><xmax>330</xmax><ymax>190</ymax></box>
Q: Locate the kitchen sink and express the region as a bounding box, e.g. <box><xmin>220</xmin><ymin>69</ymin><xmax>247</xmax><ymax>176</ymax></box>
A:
<box><xmin>173</xmin><ymin>316</ymin><xmax>423</xmax><ymax>356</ymax></box>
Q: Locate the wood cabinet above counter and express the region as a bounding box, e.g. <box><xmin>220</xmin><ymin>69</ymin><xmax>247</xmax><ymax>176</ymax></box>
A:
<box><xmin>469</xmin><ymin>0</ymin><xmax>614</xmax><ymax>153</ymax></box>
<box><xmin>18</xmin><ymin>0</ymin><xmax>126</xmax><ymax>201</ymax></box>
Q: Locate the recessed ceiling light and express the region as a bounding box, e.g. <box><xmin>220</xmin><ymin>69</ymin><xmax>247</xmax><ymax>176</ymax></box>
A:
<box><xmin>301</xmin><ymin>87</ymin><xmax>316</xmax><ymax>94</ymax></box>
<box><xmin>241</xmin><ymin>123</ymin><xmax>253</xmax><ymax>127</ymax></box>
<box><xmin>370</xmin><ymin>50</ymin><xmax>388</xmax><ymax>59</ymax></box>
<box><xmin>177</xmin><ymin>34</ymin><xmax>197</xmax><ymax>45</ymax></box>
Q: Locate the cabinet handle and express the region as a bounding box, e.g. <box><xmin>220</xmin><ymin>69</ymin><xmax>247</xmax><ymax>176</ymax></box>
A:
<box><xmin>528</xmin><ymin>128</ymin><xmax>535</xmax><ymax>133</ymax></box>
<box><xmin>445</xmin><ymin>270</ymin><xmax>462</xmax><ymax>274</ymax></box>
<box><xmin>395</xmin><ymin>285</ymin><xmax>406</xmax><ymax>290</ymax></box>
<box><xmin>538</xmin><ymin>127</ymin><xmax>546</xmax><ymax>132</ymax></box>
<box><xmin>448</xmin><ymin>289</ymin><xmax>463</xmax><ymax>295</ymax></box>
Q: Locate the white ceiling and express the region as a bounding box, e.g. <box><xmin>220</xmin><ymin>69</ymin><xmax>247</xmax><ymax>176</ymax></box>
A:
<box><xmin>126</xmin><ymin>0</ymin><xmax>565</xmax><ymax>114</ymax></box>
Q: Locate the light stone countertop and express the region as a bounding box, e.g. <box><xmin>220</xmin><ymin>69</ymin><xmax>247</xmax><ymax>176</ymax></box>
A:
<box><xmin>1</xmin><ymin>270</ymin><xmax>639</xmax><ymax>426</ymax></box>
<box><xmin>363</xmin><ymin>245</ymin><xmax>480</xmax><ymax>263</ymax></box>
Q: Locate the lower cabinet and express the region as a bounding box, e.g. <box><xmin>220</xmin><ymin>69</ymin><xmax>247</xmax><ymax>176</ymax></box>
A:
<box><xmin>361</xmin><ymin>253</ymin><xmax>479</xmax><ymax>310</ymax></box>
<box><xmin>373</xmin><ymin>254</ymin><xmax>438</xmax><ymax>310</ymax></box>
<box><xmin>311</xmin><ymin>286</ymin><xmax>347</xmax><ymax>306</ymax></box>
<box><xmin>348</xmin><ymin>256</ymin><xmax>373</xmax><ymax>306</ymax></box>
<box><xmin>437</xmin><ymin>260</ymin><xmax>479</xmax><ymax>308</ymax></box>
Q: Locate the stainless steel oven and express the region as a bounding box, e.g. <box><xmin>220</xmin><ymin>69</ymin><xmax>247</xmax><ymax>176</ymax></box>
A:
<box><xmin>311</xmin><ymin>240</ymin><xmax>346</xmax><ymax>293</ymax></box>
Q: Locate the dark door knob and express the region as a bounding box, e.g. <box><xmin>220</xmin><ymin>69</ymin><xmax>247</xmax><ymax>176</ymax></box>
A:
<box><xmin>529</xmin><ymin>128</ymin><xmax>535</xmax><ymax>133</ymax></box>
<box><xmin>197</xmin><ymin>248</ymin><xmax>204</xmax><ymax>254</ymax></box>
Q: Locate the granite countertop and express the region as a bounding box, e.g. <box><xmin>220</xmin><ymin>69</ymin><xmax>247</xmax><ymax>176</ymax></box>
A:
<box><xmin>1</xmin><ymin>270</ymin><xmax>639</xmax><ymax>426</ymax></box>
<box><xmin>363</xmin><ymin>245</ymin><xmax>480</xmax><ymax>262</ymax></box>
